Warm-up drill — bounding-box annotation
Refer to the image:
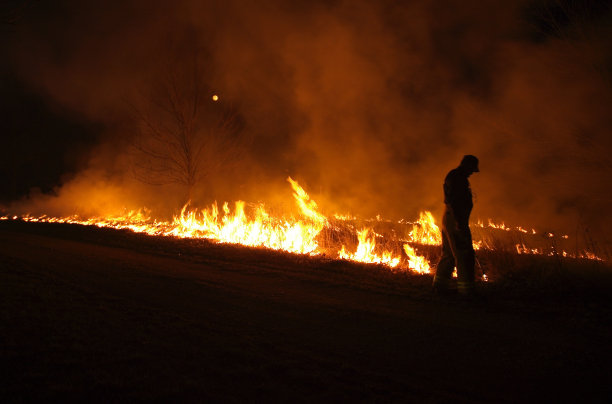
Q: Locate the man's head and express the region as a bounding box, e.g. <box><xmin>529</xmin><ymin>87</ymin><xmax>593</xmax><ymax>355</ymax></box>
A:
<box><xmin>460</xmin><ymin>155</ymin><xmax>479</xmax><ymax>175</ymax></box>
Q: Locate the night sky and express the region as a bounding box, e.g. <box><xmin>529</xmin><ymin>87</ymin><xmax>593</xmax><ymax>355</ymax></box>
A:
<box><xmin>1</xmin><ymin>0</ymin><xmax>611</xmax><ymax>239</ymax></box>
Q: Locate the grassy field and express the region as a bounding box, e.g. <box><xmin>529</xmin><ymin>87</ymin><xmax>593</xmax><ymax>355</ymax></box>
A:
<box><xmin>1</xmin><ymin>220</ymin><xmax>611</xmax><ymax>402</ymax></box>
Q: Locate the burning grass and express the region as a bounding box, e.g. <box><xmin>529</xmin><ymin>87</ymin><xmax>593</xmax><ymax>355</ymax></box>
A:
<box><xmin>0</xmin><ymin>177</ymin><xmax>608</xmax><ymax>283</ymax></box>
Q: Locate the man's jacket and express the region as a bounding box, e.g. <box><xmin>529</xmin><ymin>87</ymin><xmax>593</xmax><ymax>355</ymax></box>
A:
<box><xmin>443</xmin><ymin>168</ymin><xmax>473</xmax><ymax>228</ymax></box>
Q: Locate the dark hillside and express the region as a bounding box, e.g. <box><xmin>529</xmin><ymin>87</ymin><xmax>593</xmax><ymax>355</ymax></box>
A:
<box><xmin>1</xmin><ymin>221</ymin><xmax>611</xmax><ymax>402</ymax></box>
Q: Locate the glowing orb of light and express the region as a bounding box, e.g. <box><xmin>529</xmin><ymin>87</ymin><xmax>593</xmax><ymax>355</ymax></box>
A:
<box><xmin>212</xmin><ymin>94</ymin><xmax>219</xmax><ymax>101</ymax></box>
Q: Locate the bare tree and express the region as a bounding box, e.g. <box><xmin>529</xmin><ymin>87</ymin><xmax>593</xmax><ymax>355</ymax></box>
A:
<box><xmin>131</xmin><ymin>58</ymin><xmax>246</xmax><ymax>202</ymax></box>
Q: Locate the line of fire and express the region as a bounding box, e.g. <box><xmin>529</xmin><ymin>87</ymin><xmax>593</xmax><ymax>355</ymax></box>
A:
<box><xmin>1</xmin><ymin>176</ymin><xmax>605</xmax><ymax>282</ymax></box>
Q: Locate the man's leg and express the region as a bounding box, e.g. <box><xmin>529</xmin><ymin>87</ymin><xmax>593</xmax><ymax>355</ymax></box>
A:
<box><xmin>454</xmin><ymin>227</ymin><xmax>476</xmax><ymax>295</ymax></box>
<box><xmin>433</xmin><ymin>228</ymin><xmax>455</xmax><ymax>291</ymax></box>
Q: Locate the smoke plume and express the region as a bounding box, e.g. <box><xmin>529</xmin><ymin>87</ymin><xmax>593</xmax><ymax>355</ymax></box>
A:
<box><xmin>2</xmin><ymin>0</ymin><xmax>611</xmax><ymax>240</ymax></box>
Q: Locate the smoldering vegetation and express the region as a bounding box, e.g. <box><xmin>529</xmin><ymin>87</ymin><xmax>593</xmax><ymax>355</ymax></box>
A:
<box><xmin>1</xmin><ymin>0</ymin><xmax>611</xmax><ymax>242</ymax></box>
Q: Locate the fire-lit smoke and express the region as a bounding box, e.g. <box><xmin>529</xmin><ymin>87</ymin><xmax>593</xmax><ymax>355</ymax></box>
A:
<box><xmin>2</xmin><ymin>178</ymin><xmax>445</xmax><ymax>273</ymax></box>
<box><xmin>4</xmin><ymin>177</ymin><xmax>603</xmax><ymax>278</ymax></box>
<box><xmin>1</xmin><ymin>0</ymin><xmax>612</xmax><ymax>244</ymax></box>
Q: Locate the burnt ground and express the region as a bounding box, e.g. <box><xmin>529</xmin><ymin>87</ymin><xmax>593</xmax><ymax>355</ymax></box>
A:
<box><xmin>1</xmin><ymin>220</ymin><xmax>611</xmax><ymax>403</ymax></box>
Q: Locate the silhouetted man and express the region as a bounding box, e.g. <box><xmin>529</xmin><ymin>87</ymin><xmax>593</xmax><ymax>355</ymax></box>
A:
<box><xmin>433</xmin><ymin>155</ymin><xmax>479</xmax><ymax>296</ymax></box>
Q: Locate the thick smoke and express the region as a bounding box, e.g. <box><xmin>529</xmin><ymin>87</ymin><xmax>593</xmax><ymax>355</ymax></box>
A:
<box><xmin>2</xmin><ymin>0</ymin><xmax>612</xmax><ymax>240</ymax></box>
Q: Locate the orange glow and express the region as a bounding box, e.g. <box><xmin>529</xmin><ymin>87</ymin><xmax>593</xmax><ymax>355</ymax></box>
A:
<box><xmin>338</xmin><ymin>228</ymin><xmax>402</xmax><ymax>268</ymax></box>
<box><xmin>402</xmin><ymin>243</ymin><xmax>430</xmax><ymax>274</ymax></box>
<box><xmin>2</xmin><ymin>178</ymin><xmax>605</xmax><ymax>273</ymax></box>
<box><xmin>407</xmin><ymin>211</ymin><xmax>442</xmax><ymax>245</ymax></box>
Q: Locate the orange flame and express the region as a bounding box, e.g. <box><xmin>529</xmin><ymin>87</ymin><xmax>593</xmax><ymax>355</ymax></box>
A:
<box><xmin>407</xmin><ymin>211</ymin><xmax>442</xmax><ymax>245</ymax></box>
<box><xmin>2</xmin><ymin>177</ymin><xmax>605</xmax><ymax>273</ymax></box>
<box><xmin>338</xmin><ymin>228</ymin><xmax>402</xmax><ymax>268</ymax></box>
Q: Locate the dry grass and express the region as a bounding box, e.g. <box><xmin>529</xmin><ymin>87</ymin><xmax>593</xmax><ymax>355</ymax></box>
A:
<box><xmin>2</xmin><ymin>219</ymin><xmax>611</xmax><ymax>402</ymax></box>
<box><xmin>2</xmin><ymin>212</ymin><xmax>610</xmax><ymax>304</ymax></box>
<box><xmin>312</xmin><ymin>217</ymin><xmax>612</xmax><ymax>307</ymax></box>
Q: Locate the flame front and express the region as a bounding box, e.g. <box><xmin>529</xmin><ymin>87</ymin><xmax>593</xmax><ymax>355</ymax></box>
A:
<box><xmin>287</xmin><ymin>177</ymin><xmax>328</xmax><ymax>226</ymax></box>
<box><xmin>2</xmin><ymin>177</ymin><xmax>604</xmax><ymax>275</ymax></box>
<box><xmin>167</xmin><ymin>196</ymin><xmax>323</xmax><ymax>255</ymax></box>
<box><xmin>338</xmin><ymin>228</ymin><xmax>403</xmax><ymax>268</ymax></box>
<box><xmin>408</xmin><ymin>211</ymin><xmax>442</xmax><ymax>245</ymax></box>
<box><xmin>403</xmin><ymin>244</ymin><xmax>431</xmax><ymax>274</ymax></box>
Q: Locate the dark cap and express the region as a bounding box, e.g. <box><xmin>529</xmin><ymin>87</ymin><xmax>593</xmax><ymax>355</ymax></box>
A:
<box><xmin>460</xmin><ymin>155</ymin><xmax>479</xmax><ymax>172</ymax></box>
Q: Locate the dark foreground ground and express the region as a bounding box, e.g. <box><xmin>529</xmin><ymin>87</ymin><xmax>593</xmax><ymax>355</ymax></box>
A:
<box><xmin>1</xmin><ymin>221</ymin><xmax>611</xmax><ymax>403</ymax></box>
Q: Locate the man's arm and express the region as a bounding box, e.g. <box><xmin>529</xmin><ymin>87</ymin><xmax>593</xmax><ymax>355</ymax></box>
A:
<box><xmin>444</xmin><ymin>173</ymin><xmax>471</xmax><ymax>229</ymax></box>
